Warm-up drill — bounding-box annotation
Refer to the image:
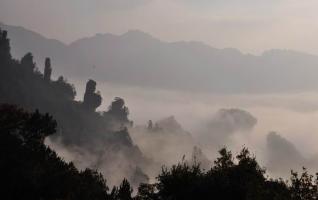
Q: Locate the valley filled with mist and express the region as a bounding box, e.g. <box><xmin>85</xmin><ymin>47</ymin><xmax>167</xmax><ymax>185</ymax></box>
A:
<box><xmin>2</xmin><ymin>20</ymin><xmax>318</xmax><ymax>199</ymax></box>
<box><xmin>3</xmin><ymin>22</ymin><xmax>318</xmax><ymax>179</ymax></box>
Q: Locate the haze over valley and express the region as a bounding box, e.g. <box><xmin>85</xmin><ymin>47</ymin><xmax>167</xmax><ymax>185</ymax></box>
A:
<box><xmin>2</xmin><ymin>1</ymin><xmax>318</xmax><ymax>199</ymax></box>
<box><xmin>2</xmin><ymin>22</ymin><xmax>318</xmax><ymax>181</ymax></box>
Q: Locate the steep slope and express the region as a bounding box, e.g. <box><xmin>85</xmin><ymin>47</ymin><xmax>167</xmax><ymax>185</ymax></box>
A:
<box><xmin>0</xmin><ymin>23</ymin><xmax>73</xmax><ymax>76</ymax></box>
<box><xmin>0</xmin><ymin>27</ymin><xmax>149</xmax><ymax>187</ymax></box>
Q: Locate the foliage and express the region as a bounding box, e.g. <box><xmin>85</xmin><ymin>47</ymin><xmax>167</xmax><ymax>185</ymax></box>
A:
<box><xmin>0</xmin><ymin>104</ymin><xmax>109</xmax><ymax>199</ymax></box>
<box><xmin>134</xmin><ymin>148</ymin><xmax>309</xmax><ymax>200</ymax></box>
<box><xmin>290</xmin><ymin>168</ymin><xmax>318</xmax><ymax>200</ymax></box>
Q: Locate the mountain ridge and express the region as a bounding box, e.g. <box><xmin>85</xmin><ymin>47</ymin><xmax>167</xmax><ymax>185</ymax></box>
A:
<box><xmin>2</xmin><ymin>22</ymin><xmax>318</xmax><ymax>93</ymax></box>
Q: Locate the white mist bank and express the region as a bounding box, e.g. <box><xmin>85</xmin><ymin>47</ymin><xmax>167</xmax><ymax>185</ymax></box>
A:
<box><xmin>52</xmin><ymin>79</ymin><xmax>318</xmax><ymax>181</ymax></box>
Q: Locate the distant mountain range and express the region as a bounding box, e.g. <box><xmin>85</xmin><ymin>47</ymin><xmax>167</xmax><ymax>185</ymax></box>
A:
<box><xmin>2</xmin><ymin>22</ymin><xmax>318</xmax><ymax>93</ymax></box>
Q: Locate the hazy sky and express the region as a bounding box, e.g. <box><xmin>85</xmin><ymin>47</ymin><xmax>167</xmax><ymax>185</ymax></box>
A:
<box><xmin>1</xmin><ymin>0</ymin><xmax>318</xmax><ymax>54</ymax></box>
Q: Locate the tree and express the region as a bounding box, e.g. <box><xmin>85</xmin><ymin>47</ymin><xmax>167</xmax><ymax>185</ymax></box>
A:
<box><xmin>290</xmin><ymin>168</ymin><xmax>318</xmax><ymax>200</ymax></box>
<box><xmin>0</xmin><ymin>104</ymin><xmax>111</xmax><ymax>200</ymax></box>
<box><xmin>117</xmin><ymin>179</ymin><xmax>133</xmax><ymax>200</ymax></box>
<box><xmin>0</xmin><ymin>104</ymin><xmax>56</xmax><ymax>143</ymax></box>
<box><xmin>213</xmin><ymin>147</ymin><xmax>234</xmax><ymax>170</ymax></box>
<box><xmin>78</xmin><ymin>169</ymin><xmax>109</xmax><ymax>200</ymax></box>
<box><xmin>136</xmin><ymin>183</ymin><xmax>158</xmax><ymax>200</ymax></box>
<box><xmin>156</xmin><ymin>162</ymin><xmax>203</xmax><ymax>200</ymax></box>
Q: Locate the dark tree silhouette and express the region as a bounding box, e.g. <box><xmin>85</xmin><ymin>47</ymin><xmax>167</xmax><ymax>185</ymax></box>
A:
<box><xmin>147</xmin><ymin>147</ymin><xmax>293</xmax><ymax>200</ymax></box>
<box><xmin>136</xmin><ymin>183</ymin><xmax>158</xmax><ymax>200</ymax></box>
<box><xmin>290</xmin><ymin>168</ymin><xmax>318</xmax><ymax>200</ymax></box>
<box><xmin>117</xmin><ymin>179</ymin><xmax>133</xmax><ymax>200</ymax></box>
<box><xmin>0</xmin><ymin>104</ymin><xmax>110</xmax><ymax>200</ymax></box>
<box><xmin>213</xmin><ymin>147</ymin><xmax>234</xmax><ymax>170</ymax></box>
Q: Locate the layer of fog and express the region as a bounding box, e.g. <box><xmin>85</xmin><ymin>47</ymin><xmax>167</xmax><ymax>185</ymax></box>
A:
<box><xmin>47</xmin><ymin>79</ymin><xmax>318</xmax><ymax>182</ymax></box>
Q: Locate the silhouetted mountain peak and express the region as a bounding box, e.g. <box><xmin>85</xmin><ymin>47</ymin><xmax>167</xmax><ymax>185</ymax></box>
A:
<box><xmin>267</xmin><ymin>132</ymin><xmax>302</xmax><ymax>157</ymax></box>
<box><xmin>122</xmin><ymin>30</ymin><xmax>154</xmax><ymax>39</ymax></box>
<box><xmin>5</xmin><ymin>23</ymin><xmax>318</xmax><ymax>93</ymax></box>
<box><xmin>155</xmin><ymin>116</ymin><xmax>193</xmax><ymax>138</ymax></box>
<box><xmin>157</xmin><ymin>116</ymin><xmax>181</xmax><ymax>130</ymax></box>
<box><xmin>221</xmin><ymin>47</ymin><xmax>242</xmax><ymax>56</ymax></box>
<box><xmin>121</xmin><ymin>30</ymin><xmax>161</xmax><ymax>44</ymax></box>
<box><xmin>262</xmin><ymin>49</ymin><xmax>316</xmax><ymax>58</ymax></box>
